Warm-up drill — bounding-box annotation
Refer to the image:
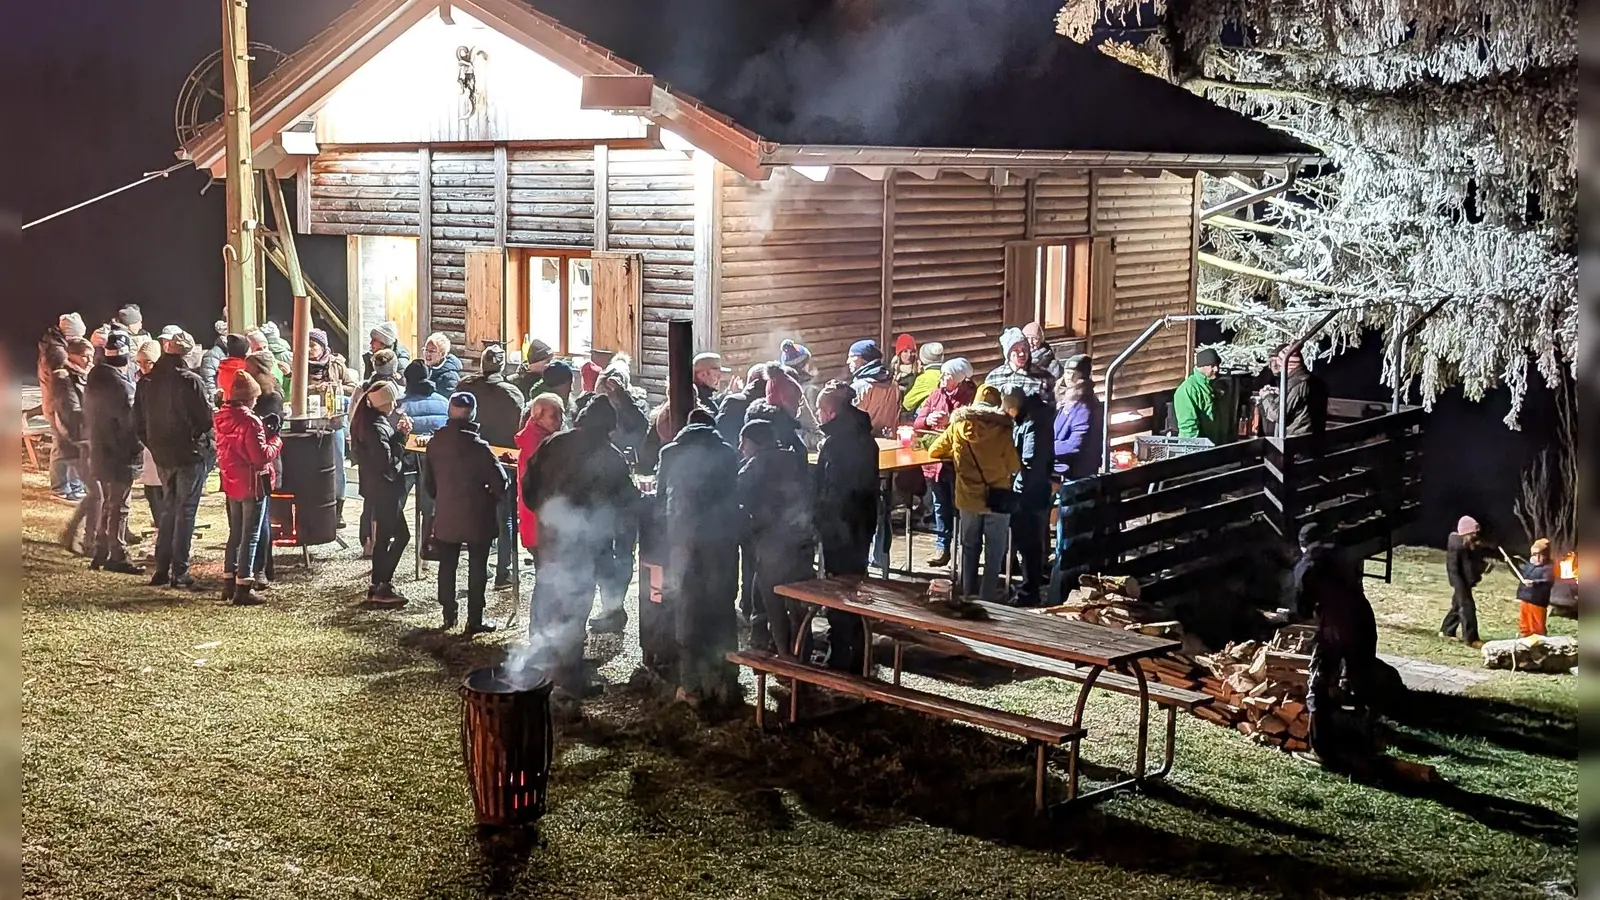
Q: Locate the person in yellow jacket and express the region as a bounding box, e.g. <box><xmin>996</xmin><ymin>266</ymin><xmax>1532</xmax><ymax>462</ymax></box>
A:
<box><xmin>929</xmin><ymin>384</ymin><xmax>1021</xmax><ymax>603</ymax></box>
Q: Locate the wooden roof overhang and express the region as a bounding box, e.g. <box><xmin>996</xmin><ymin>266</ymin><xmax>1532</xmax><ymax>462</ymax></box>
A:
<box><xmin>179</xmin><ymin>0</ymin><xmax>769</xmax><ymax>179</ymax></box>
<box><xmin>761</xmin><ymin>144</ymin><xmax>1324</xmax><ymax>180</ymax></box>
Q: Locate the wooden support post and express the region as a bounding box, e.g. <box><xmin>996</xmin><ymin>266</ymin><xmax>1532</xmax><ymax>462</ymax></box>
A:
<box><xmin>493</xmin><ymin>145</ymin><xmax>508</xmax><ymax>247</ymax></box>
<box><xmin>221</xmin><ymin>0</ymin><xmax>258</xmax><ymax>334</ymax></box>
<box><xmin>666</xmin><ymin>319</ymin><xmax>694</xmax><ymax>438</ymax></box>
<box><xmin>879</xmin><ymin>170</ymin><xmax>896</xmax><ymax>350</ymax></box>
<box><xmin>265</xmin><ymin>171</ymin><xmax>310</xmax><ymax>416</ymax></box>
<box><xmin>690</xmin><ymin>153</ymin><xmax>720</xmax><ymax>352</ymax></box>
<box><xmin>417</xmin><ymin>148</ymin><xmax>433</xmax><ymax>341</ymax></box>
<box><xmin>593</xmin><ymin>144</ymin><xmax>609</xmax><ymax>252</ymax></box>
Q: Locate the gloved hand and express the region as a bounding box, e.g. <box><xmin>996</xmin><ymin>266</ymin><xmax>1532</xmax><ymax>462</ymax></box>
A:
<box><xmin>262</xmin><ymin>413</ymin><xmax>282</xmax><ymax>436</ymax></box>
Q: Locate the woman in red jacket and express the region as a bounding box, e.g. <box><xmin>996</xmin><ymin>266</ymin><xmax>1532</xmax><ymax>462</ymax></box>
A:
<box><xmin>513</xmin><ymin>392</ymin><xmax>566</xmax><ymax>555</ymax></box>
<box><xmin>214</xmin><ymin>370</ymin><xmax>283</xmax><ymax>605</ymax></box>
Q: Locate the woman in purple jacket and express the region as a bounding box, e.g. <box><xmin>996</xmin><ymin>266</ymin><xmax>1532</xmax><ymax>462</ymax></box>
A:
<box><xmin>1049</xmin><ymin>355</ymin><xmax>1102</xmax><ymax>603</ymax></box>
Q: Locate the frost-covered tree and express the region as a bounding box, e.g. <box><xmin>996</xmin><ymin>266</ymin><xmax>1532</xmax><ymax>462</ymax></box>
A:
<box><xmin>1056</xmin><ymin>0</ymin><xmax>1577</xmax><ymax>426</ymax></box>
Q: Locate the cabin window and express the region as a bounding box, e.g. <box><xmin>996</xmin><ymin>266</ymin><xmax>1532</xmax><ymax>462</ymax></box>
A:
<box><xmin>1003</xmin><ymin>237</ymin><xmax>1115</xmax><ymax>338</ymax></box>
<box><xmin>507</xmin><ymin>249</ymin><xmax>592</xmax><ymax>357</ymax></box>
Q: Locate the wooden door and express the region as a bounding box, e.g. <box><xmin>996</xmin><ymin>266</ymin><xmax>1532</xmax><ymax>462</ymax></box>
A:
<box><xmin>1002</xmin><ymin>242</ymin><xmax>1038</xmax><ymax>328</ymax></box>
<box><xmin>384</xmin><ymin>273</ymin><xmax>418</xmax><ymax>352</ymax></box>
<box><xmin>465</xmin><ymin>247</ymin><xmax>506</xmax><ymax>354</ymax></box>
<box><xmin>590</xmin><ymin>251</ymin><xmax>642</xmax><ymax>361</ymax></box>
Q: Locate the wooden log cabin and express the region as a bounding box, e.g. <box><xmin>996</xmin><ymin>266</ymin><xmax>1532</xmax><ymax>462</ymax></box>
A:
<box><xmin>181</xmin><ymin>0</ymin><xmax>1318</xmax><ymax>400</ymax></box>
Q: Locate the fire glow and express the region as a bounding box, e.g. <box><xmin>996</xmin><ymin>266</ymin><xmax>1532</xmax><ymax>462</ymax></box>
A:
<box><xmin>1559</xmin><ymin>553</ymin><xmax>1576</xmax><ymax>581</ymax></box>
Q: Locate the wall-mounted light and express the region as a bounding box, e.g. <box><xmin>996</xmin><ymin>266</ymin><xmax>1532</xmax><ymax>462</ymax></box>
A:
<box><xmin>791</xmin><ymin>165</ymin><xmax>830</xmax><ymax>182</ymax></box>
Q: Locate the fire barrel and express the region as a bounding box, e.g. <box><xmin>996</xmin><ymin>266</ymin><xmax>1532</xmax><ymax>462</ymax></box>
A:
<box><xmin>270</xmin><ymin>430</ymin><xmax>340</xmax><ymax>547</ymax></box>
<box><xmin>460</xmin><ymin>665</ymin><xmax>555</xmax><ymax>828</ymax></box>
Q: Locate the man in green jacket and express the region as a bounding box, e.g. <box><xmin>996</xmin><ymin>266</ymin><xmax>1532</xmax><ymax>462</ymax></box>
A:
<box><xmin>1173</xmin><ymin>347</ymin><xmax>1229</xmax><ymax>444</ymax></box>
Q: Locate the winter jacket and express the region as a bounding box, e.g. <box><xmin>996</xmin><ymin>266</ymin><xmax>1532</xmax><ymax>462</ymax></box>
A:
<box><xmin>254</xmin><ymin>390</ymin><xmax>285</xmax><ymax>424</ymax></box>
<box><xmin>1032</xmin><ymin>342</ymin><xmax>1064</xmax><ymax>381</ymax></box>
<box><xmin>716</xmin><ymin>384</ymin><xmax>763</xmax><ymax>449</ymax></box>
<box><xmin>37</xmin><ymin>327</ymin><xmax>68</xmax><ymax>415</ymax></box>
<box><xmin>520</xmin><ymin>423</ymin><xmax>637</xmax><ymax>551</ymax></box>
<box><xmin>983</xmin><ymin>362</ymin><xmax>1054</xmax><ymax>403</ymax></box>
<box><xmin>1518</xmin><ymin>562</ymin><xmax>1555</xmax><ymax>607</ymax></box>
<box><xmin>1445</xmin><ymin>532</ymin><xmax>1486</xmax><ymax>591</ymax></box>
<box><xmin>200</xmin><ymin>340</ymin><xmax>226</xmax><ymax>395</ymax></box>
<box><xmin>1173</xmin><ymin>368</ymin><xmax>1226</xmax><ymax>444</ymax></box>
<box><xmin>605</xmin><ymin>388</ymin><xmax>653</xmax><ymax>464</ymax></box>
<box><xmin>1011</xmin><ymin>393</ymin><xmax>1056</xmax><ymax>511</ymax></box>
<box><xmin>213</xmin><ymin>404</ymin><xmax>282</xmax><ymax>500</ymax></box>
<box><xmin>428</xmin><ymin>354</ymin><xmax>464</xmax><ymax>396</ymax></box>
<box><xmin>738</xmin><ymin>442</ymin><xmax>816</xmax><ymax>565</ymax></box>
<box><xmin>1290</xmin><ymin>540</ymin><xmax>1376</xmax><ymax>655</ymax></box>
<box><xmin>350</xmin><ymin>404</ymin><xmax>407</xmax><ymax>498</ymax></box>
<box><xmin>399</xmin><ymin>386</ymin><xmax>450</xmax><ymax>436</ymax></box>
<box><xmin>83</xmin><ymin>360</ymin><xmax>142</xmax><ymax>479</ymax></box>
<box><xmin>134</xmin><ymin>353</ymin><xmax>214</xmax><ymax>468</ymax></box>
<box><xmin>1053</xmin><ymin>395</ymin><xmax>1104</xmax><ymax>480</ymax></box>
<box><xmin>1260</xmin><ymin>369</ymin><xmax>1328</xmax><ymax>439</ymax></box>
<box><xmin>914</xmin><ymin>380</ymin><xmax>976</xmax><ymax>479</ymax></box>
<box><xmin>423</xmin><ymin>419</ymin><xmax>509</xmax><ymax>545</ymax></box>
<box><xmin>265</xmin><ymin>334</ymin><xmax>294</xmax><ymax>372</ymax></box>
<box><xmin>814</xmin><ymin>405</ymin><xmax>880</xmax><ymax>564</ymax></box>
<box><xmin>849</xmin><ymin>359</ymin><xmax>902</xmax><ymax>435</ymax></box>
<box><xmin>48</xmin><ymin>363</ymin><xmax>88</xmax><ymax>461</ymax></box>
<box><xmin>513</xmin><ymin>416</ymin><xmax>557</xmax><ymax>549</ymax></box>
<box><xmin>657</xmin><ymin>423</ymin><xmax>742</xmax><ymax>596</ymax></box>
<box><xmin>216</xmin><ymin>356</ymin><xmax>249</xmax><ymax>403</ymax></box>
<box><xmin>745</xmin><ymin>401</ymin><xmax>809</xmax><ymax>471</ymax></box>
<box><xmin>458</xmin><ymin>372</ymin><xmax>526</xmax><ymax>450</ymax></box>
<box><xmin>305</xmin><ymin>354</ymin><xmax>358</xmax><ymax>404</ymax></box>
<box><xmin>902</xmin><ymin>368</ymin><xmax>942</xmax><ymax>413</ymax></box>
<box><xmin>928</xmin><ymin>402</ymin><xmax>1021</xmax><ymax>514</ymax></box>
<box><xmin>363</xmin><ymin>343</ymin><xmax>411</xmax><ymax>374</ymax></box>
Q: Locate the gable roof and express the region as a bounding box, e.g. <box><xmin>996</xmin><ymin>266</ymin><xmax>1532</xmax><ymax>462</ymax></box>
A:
<box><xmin>182</xmin><ymin>0</ymin><xmax>1320</xmax><ymax>177</ymax></box>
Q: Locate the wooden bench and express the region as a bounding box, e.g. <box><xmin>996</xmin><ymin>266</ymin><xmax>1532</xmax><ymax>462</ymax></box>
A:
<box><xmin>870</xmin><ymin>622</ymin><xmax>1210</xmax><ymax>781</ymax></box>
<box><xmin>727</xmin><ymin>649</ymin><xmax>1085</xmax><ymax>813</ymax></box>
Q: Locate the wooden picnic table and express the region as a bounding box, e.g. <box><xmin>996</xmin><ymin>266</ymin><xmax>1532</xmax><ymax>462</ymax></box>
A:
<box><xmin>774</xmin><ymin>575</ymin><xmax>1183</xmax><ymax>804</ymax></box>
<box><xmin>403</xmin><ymin>433</ymin><xmax>520</xmax><ymax>582</ymax></box>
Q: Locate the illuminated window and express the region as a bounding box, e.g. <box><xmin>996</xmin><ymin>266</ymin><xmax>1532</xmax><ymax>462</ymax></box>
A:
<box><xmin>1005</xmin><ymin>237</ymin><xmax>1112</xmax><ymax>338</ymax></box>
<box><xmin>510</xmin><ymin>249</ymin><xmax>592</xmax><ymax>357</ymax></box>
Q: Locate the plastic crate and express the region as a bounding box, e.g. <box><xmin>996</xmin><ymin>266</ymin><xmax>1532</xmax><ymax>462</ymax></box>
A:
<box><xmin>1134</xmin><ymin>434</ymin><xmax>1214</xmax><ymax>462</ymax></box>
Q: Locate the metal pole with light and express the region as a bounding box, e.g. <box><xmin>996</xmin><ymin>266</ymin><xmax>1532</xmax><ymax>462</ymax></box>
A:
<box><xmin>221</xmin><ymin>0</ymin><xmax>259</xmax><ymax>334</ymax></box>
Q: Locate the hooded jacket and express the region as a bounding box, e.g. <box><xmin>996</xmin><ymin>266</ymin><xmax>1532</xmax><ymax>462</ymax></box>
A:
<box><xmin>134</xmin><ymin>353</ymin><xmax>214</xmax><ymax>468</ymax></box>
<box><xmin>814</xmin><ymin>405</ymin><xmax>880</xmax><ymax>565</ymax></box>
<box><xmin>47</xmin><ymin>361</ymin><xmax>89</xmax><ymax>461</ymax></box>
<box><xmin>216</xmin><ymin>356</ymin><xmax>249</xmax><ymax>404</ymax></box>
<box><xmin>423</xmin><ymin>419</ymin><xmax>510</xmax><ymax>545</ymax></box>
<box><xmin>716</xmin><ymin>379</ymin><xmax>766</xmax><ymax>449</ymax></box>
<box><xmin>1290</xmin><ymin>540</ymin><xmax>1376</xmax><ymax>655</ymax></box>
<box><xmin>84</xmin><ymin>359</ymin><xmax>142</xmax><ymax>479</ymax></box>
<box><xmin>739</xmin><ymin>440</ymin><xmax>816</xmax><ymax>565</ymax></box>
<box><xmin>603</xmin><ymin>387</ymin><xmax>653</xmax><ymax>463</ymax></box>
<box><xmin>1445</xmin><ymin>532</ymin><xmax>1487</xmax><ymax>591</ymax></box>
<box><xmin>657</xmin><ymin>422</ymin><xmax>743</xmax><ymax>596</ymax></box>
<box><xmin>745</xmin><ymin>400</ymin><xmax>808</xmax><ymax>471</ymax></box>
<box><xmin>213</xmin><ymin>403</ymin><xmax>282</xmax><ymax>500</ymax></box>
<box><xmin>350</xmin><ymin>402</ymin><xmax>406</xmax><ymax>497</ymax></box>
<box><xmin>200</xmin><ymin>337</ymin><xmax>226</xmax><ymax>395</ymax></box>
<box><xmin>902</xmin><ymin>368</ymin><xmax>943</xmax><ymax>413</ymax></box>
<box><xmin>399</xmin><ymin>379</ymin><xmax>450</xmax><ymax>436</ymax></box>
<box><xmin>849</xmin><ymin>359</ymin><xmax>902</xmax><ymax>434</ymax></box>
<box><xmin>458</xmin><ymin>370</ymin><xmax>526</xmax><ymax>450</ymax></box>
<box><xmin>426</xmin><ymin>354</ymin><xmax>463</xmax><ymax>396</ymax></box>
<box><xmin>928</xmin><ymin>402</ymin><xmax>1021</xmax><ymax>514</ymax></box>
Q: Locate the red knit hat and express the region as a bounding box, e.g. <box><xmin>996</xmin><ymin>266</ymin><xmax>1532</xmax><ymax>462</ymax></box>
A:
<box><xmin>894</xmin><ymin>333</ymin><xmax>916</xmax><ymax>355</ymax></box>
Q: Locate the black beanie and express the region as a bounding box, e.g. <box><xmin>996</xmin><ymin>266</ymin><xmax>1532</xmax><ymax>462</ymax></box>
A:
<box><xmin>225</xmin><ymin>334</ymin><xmax>251</xmax><ymax>358</ymax></box>
<box><xmin>403</xmin><ymin>359</ymin><xmax>430</xmax><ymax>389</ymax></box>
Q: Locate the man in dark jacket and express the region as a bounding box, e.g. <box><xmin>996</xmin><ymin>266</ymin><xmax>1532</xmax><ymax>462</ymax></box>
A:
<box><xmin>1288</xmin><ymin>523</ymin><xmax>1379</xmax><ymax>771</ymax></box>
<box><xmin>812</xmin><ymin>382</ymin><xmax>878</xmax><ymax>672</ymax></box>
<box><xmin>508</xmin><ymin>339</ymin><xmax>557</xmax><ymax>399</ymax></box>
<box><xmin>738</xmin><ymin>419</ymin><xmax>816</xmax><ymax>659</ymax></box>
<box><xmin>352</xmin><ymin>380</ymin><xmax>413</xmax><ymax>603</ymax></box>
<box><xmin>83</xmin><ymin>332</ymin><xmax>145</xmax><ymax>574</ymax></box>
<box><xmin>458</xmin><ymin>343</ymin><xmax>527</xmax><ymax>588</ymax></box>
<box><xmin>522</xmin><ymin>395</ymin><xmax>638</xmax><ymax>696</ymax></box>
<box><xmin>423</xmin><ymin>393</ymin><xmax>510</xmax><ymax>633</ymax></box>
<box><xmin>656</xmin><ymin>410</ymin><xmax>742</xmax><ymax>705</ymax></box>
<box><xmin>1441</xmin><ymin>516</ymin><xmax>1489</xmax><ymax>645</ymax></box>
<box><xmin>1006</xmin><ymin>387</ymin><xmax>1056</xmax><ymax>606</ymax></box>
<box><xmin>716</xmin><ymin>364</ymin><xmax>767</xmax><ymax>449</ymax></box>
<box><xmin>52</xmin><ymin>338</ymin><xmax>94</xmax><ymax>552</ymax></box>
<box><xmin>134</xmin><ymin>332</ymin><xmax>215</xmax><ymax>589</ymax></box>
<box><xmin>40</xmin><ymin>313</ymin><xmax>84</xmax><ymax>499</ymax></box>
<box><xmin>1259</xmin><ymin>347</ymin><xmax>1328</xmax><ymax>441</ymax></box>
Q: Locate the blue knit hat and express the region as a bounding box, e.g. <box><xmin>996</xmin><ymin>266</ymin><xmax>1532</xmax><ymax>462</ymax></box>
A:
<box><xmin>448</xmin><ymin>391</ymin><xmax>477</xmax><ymax>420</ymax></box>
<box><xmin>779</xmin><ymin>339</ymin><xmax>811</xmax><ymax>369</ymax></box>
<box><xmin>847</xmin><ymin>339</ymin><xmax>881</xmax><ymax>362</ymax></box>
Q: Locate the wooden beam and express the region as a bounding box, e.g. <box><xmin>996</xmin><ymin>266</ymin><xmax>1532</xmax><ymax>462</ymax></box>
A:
<box><xmin>346</xmin><ymin>235</ymin><xmax>362</xmax><ymax>374</ymax></box>
<box><xmin>221</xmin><ymin>0</ymin><xmax>258</xmax><ymax>334</ymax></box>
<box><xmin>492</xmin><ymin>144</ymin><xmax>508</xmax><ymax>247</ymax></box>
<box><xmin>879</xmin><ymin>170</ymin><xmax>896</xmax><ymax>350</ymax></box>
<box><xmin>1024</xmin><ymin>175</ymin><xmax>1038</xmax><ymax>240</ymax></box>
<box><xmin>592</xmin><ymin>143</ymin><xmax>609</xmax><ymax>252</ymax></box>
<box><xmin>295</xmin><ymin>157</ymin><xmax>312</xmax><ymax>234</ymax></box>
<box><xmin>666</xmin><ymin>319</ymin><xmax>694</xmax><ymax>436</ymax></box>
<box><xmin>265</xmin><ymin>171</ymin><xmax>311</xmax><ymax>414</ymax></box>
<box><xmin>691</xmin><ymin>153</ymin><xmax>721</xmax><ymax>353</ymax></box>
<box><xmin>417</xmin><ymin>147</ymin><xmax>433</xmax><ymax>338</ymax></box>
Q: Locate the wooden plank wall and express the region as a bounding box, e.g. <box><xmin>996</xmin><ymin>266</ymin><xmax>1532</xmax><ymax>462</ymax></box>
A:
<box><xmin>717</xmin><ymin>168</ymin><xmax>884</xmax><ymax>382</ymax></box>
<box><xmin>606</xmin><ymin>149</ymin><xmax>695</xmax><ymax>397</ymax></box>
<box><xmin>306</xmin><ymin>150</ymin><xmax>423</xmax><ymax>237</ymax></box>
<box><xmin>1092</xmin><ymin>173</ymin><xmax>1196</xmax><ymax>398</ymax></box>
<box><xmin>506</xmin><ymin>149</ymin><xmax>594</xmax><ymax>248</ymax></box>
<box><xmin>1030</xmin><ymin>171</ymin><xmax>1092</xmax><ymax>238</ymax></box>
<box><xmin>428</xmin><ymin>149</ymin><xmax>497</xmax><ymax>352</ymax></box>
<box><xmin>890</xmin><ymin>172</ymin><xmax>1028</xmax><ymax>373</ymax></box>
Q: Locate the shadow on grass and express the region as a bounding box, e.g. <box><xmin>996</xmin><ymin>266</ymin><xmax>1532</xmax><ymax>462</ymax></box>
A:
<box><xmin>1387</xmin><ymin>690</ymin><xmax>1576</xmax><ymax>759</ymax></box>
<box><xmin>1363</xmin><ymin>766</ymin><xmax>1577</xmax><ymax>848</ymax></box>
<box><xmin>550</xmin><ymin>690</ymin><xmax>1421</xmax><ymax>899</ymax></box>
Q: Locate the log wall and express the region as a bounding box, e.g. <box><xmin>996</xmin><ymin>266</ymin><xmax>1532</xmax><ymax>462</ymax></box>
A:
<box><xmin>717</xmin><ymin>168</ymin><xmax>884</xmax><ymax>381</ymax></box>
<box><xmin>306</xmin><ymin>150</ymin><xmax>424</xmax><ymax>237</ymax></box>
<box><xmin>607</xmin><ymin>149</ymin><xmax>695</xmax><ymax>397</ymax></box>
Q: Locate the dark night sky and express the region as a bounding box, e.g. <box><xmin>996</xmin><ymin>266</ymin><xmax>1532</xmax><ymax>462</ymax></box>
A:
<box><xmin>1</xmin><ymin>0</ymin><xmax>1561</xmax><ymax>547</ymax></box>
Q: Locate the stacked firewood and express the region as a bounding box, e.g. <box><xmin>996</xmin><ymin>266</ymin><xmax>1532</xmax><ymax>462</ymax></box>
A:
<box><xmin>1038</xmin><ymin>575</ymin><xmax>1314</xmax><ymax>753</ymax></box>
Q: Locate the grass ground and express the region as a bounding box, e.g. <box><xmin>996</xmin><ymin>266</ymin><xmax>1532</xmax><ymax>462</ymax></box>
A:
<box><xmin>21</xmin><ymin>473</ymin><xmax>1576</xmax><ymax>899</ymax></box>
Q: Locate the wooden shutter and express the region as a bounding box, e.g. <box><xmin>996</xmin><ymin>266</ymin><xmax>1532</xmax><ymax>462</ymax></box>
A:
<box><xmin>591</xmin><ymin>250</ymin><xmax>642</xmax><ymax>361</ymax></box>
<box><xmin>465</xmin><ymin>246</ymin><xmax>506</xmax><ymax>354</ymax></box>
<box><xmin>1090</xmin><ymin>236</ymin><xmax>1116</xmax><ymax>332</ymax></box>
<box><xmin>1002</xmin><ymin>242</ymin><xmax>1038</xmax><ymax>328</ymax></box>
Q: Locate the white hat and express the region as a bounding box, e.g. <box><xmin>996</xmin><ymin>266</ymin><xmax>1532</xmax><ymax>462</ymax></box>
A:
<box><xmin>693</xmin><ymin>351</ymin><xmax>730</xmax><ymax>373</ymax></box>
<box><xmin>999</xmin><ymin>327</ymin><xmax>1027</xmax><ymax>356</ymax></box>
<box><xmin>940</xmin><ymin>357</ymin><xmax>974</xmax><ymax>382</ymax></box>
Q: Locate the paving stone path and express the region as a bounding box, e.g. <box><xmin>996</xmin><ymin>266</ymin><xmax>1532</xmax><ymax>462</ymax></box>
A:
<box><xmin>1378</xmin><ymin>653</ymin><xmax>1493</xmax><ymax>695</ymax></box>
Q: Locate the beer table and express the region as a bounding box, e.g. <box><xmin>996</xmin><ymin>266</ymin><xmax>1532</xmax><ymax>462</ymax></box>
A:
<box><xmin>404</xmin><ymin>434</ymin><xmax>518</xmax><ymax>585</ymax></box>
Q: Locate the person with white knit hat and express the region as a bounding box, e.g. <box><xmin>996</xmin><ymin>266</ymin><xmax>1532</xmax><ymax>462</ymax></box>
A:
<box><xmin>984</xmin><ymin>326</ymin><xmax>1054</xmax><ymax>401</ymax></box>
<box><xmin>364</xmin><ymin>320</ymin><xmax>412</xmax><ymax>374</ymax></box>
<box><xmin>39</xmin><ymin>313</ymin><xmax>87</xmax><ymax>498</ymax></box>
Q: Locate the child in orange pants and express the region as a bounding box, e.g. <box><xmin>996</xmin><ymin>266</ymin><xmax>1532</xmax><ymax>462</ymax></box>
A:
<box><xmin>1515</xmin><ymin>539</ymin><xmax>1555</xmax><ymax>637</ymax></box>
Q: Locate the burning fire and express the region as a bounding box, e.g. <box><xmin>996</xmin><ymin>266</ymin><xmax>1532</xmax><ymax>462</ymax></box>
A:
<box><xmin>1558</xmin><ymin>553</ymin><xmax>1576</xmax><ymax>581</ymax></box>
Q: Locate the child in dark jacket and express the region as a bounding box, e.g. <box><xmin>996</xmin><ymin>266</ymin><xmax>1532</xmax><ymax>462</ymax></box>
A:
<box><xmin>1514</xmin><ymin>539</ymin><xmax>1555</xmax><ymax>637</ymax></box>
<box><xmin>1441</xmin><ymin>515</ymin><xmax>1489</xmax><ymax>645</ymax></box>
<box><xmin>214</xmin><ymin>371</ymin><xmax>282</xmax><ymax>606</ymax></box>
